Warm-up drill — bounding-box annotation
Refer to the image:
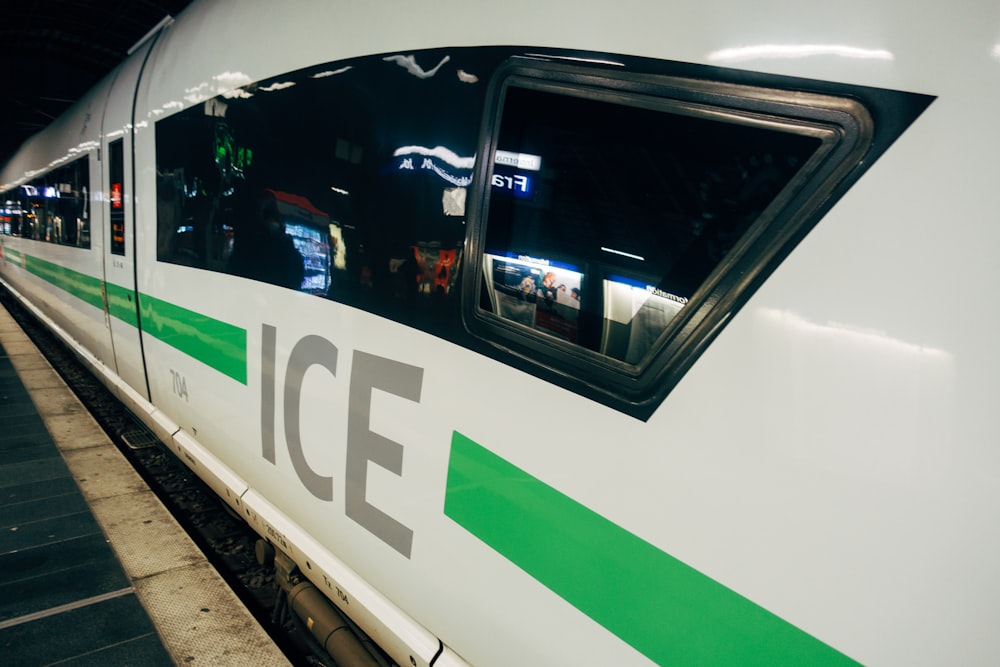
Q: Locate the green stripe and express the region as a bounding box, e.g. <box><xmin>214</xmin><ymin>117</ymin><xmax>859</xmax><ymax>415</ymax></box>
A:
<box><xmin>139</xmin><ymin>292</ymin><xmax>247</xmax><ymax>384</ymax></box>
<box><xmin>444</xmin><ymin>431</ymin><xmax>857</xmax><ymax>666</ymax></box>
<box><xmin>105</xmin><ymin>281</ymin><xmax>139</xmax><ymax>327</ymax></box>
<box><xmin>3</xmin><ymin>247</ymin><xmax>23</xmax><ymax>265</ymax></box>
<box><xmin>23</xmin><ymin>254</ymin><xmax>104</xmax><ymax>311</ymax></box>
<box><xmin>11</xmin><ymin>250</ymin><xmax>246</xmax><ymax>384</ymax></box>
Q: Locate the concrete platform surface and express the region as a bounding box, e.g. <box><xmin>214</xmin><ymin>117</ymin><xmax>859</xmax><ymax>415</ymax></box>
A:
<box><xmin>0</xmin><ymin>302</ymin><xmax>291</xmax><ymax>666</ymax></box>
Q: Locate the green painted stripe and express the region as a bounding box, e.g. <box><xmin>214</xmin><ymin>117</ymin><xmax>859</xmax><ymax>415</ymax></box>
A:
<box><xmin>105</xmin><ymin>281</ymin><xmax>139</xmax><ymax>327</ymax></box>
<box><xmin>139</xmin><ymin>292</ymin><xmax>247</xmax><ymax>385</ymax></box>
<box><xmin>3</xmin><ymin>247</ymin><xmax>23</xmax><ymax>264</ymax></box>
<box><xmin>17</xmin><ymin>251</ymin><xmax>137</xmax><ymax>327</ymax></box>
<box><xmin>444</xmin><ymin>431</ymin><xmax>857</xmax><ymax>666</ymax></box>
<box><xmin>23</xmin><ymin>254</ymin><xmax>104</xmax><ymax>311</ymax></box>
<box><xmin>10</xmin><ymin>250</ymin><xmax>246</xmax><ymax>384</ymax></box>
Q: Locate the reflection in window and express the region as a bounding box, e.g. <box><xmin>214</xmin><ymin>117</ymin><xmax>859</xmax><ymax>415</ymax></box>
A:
<box><xmin>481</xmin><ymin>84</ymin><xmax>821</xmax><ymax>365</ymax></box>
<box><xmin>484</xmin><ymin>253</ymin><xmax>583</xmax><ymax>343</ymax></box>
<box><xmin>1</xmin><ymin>157</ymin><xmax>91</xmax><ymax>248</ymax></box>
<box><xmin>603</xmin><ymin>276</ymin><xmax>686</xmax><ymax>364</ymax></box>
<box><xmin>155</xmin><ymin>47</ymin><xmax>499</xmax><ymax>332</ymax></box>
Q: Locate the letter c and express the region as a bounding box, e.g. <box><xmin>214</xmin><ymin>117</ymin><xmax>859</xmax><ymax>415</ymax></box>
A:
<box><xmin>284</xmin><ymin>335</ymin><xmax>338</xmax><ymax>501</ymax></box>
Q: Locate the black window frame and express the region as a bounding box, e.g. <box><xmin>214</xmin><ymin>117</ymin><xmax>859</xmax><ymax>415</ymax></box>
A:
<box><xmin>462</xmin><ymin>57</ymin><xmax>876</xmax><ymax>418</ymax></box>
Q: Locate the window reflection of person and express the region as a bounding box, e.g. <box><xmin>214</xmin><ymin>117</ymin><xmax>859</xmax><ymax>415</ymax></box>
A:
<box><xmin>228</xmin><ymin>191</ymin><xmax>304</xmax><ymax>290</ymax></box>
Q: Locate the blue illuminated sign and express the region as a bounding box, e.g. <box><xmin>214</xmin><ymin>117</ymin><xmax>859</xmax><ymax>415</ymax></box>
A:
<box><xmin>391</xmin><ymin>155</ymin><xmax>473</xmax><ymax>186</ymax></box>
<box><xmin>489</xmin><ymin>251</ymin><xmax>580</xmax><ymax>273</ymax></box>
<box><xmin>390</xmin><ymin>145</ymin><xmax>474</xmax><ymax>187</ymax></box>
<box><xmin>607</xmin><ymin>274</ymin><xmax>689</xmax><ymax>305</ymax></box>
<box><xmin>491</xmin><ymin>172</ymin><xmax>534</xmax><ymax>198</ymax></box>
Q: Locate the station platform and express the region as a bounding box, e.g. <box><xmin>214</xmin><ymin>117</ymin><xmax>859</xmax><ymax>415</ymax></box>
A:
<box><xmin>0</xmin><ymin>304</ymin><xmax>291</xmax><ymax>666</ymax></box>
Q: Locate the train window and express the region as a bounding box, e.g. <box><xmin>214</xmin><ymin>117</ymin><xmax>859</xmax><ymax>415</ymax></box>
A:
<box><xmin>109</xmin><ymin>139</ymin><xmax>126</xmax><ymax>255</ymax></box>
<box><xmin>463</xmin><ymin>59</ymin><xmax>875</xmax><ymax>415</ymax></box>
<box><xmin>0</xmin><ymin>156</ymin><xmax>90</xmax><ymax>248</ymax></box>
<box><xmin>152</xmin><ymin>48</ymin><xmax>925</xmax><ymax>418</ymax></box>
<box><xmin>154</xmin><ymin>48</ymin><xmax>504</xmax><ymax>333</ymax></box>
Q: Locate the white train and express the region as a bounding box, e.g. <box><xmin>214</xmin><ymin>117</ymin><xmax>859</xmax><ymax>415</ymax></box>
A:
<box><xmin>2</xmin><ymin>1</ymin><xmax>998</xmax><ymax>664</ymax></box>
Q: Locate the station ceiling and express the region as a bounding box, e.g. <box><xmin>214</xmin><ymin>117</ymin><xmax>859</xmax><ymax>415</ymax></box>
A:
<box><xmin>0</xmin><ymin>0</ymin><xmax>196</xmax><ymax>170</ymax></box>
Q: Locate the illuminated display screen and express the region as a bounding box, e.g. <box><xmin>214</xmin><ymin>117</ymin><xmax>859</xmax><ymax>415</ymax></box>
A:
<box><xmin>285</xmin><ymin>221</ymin><xmax>330</xmax><ymax>293</ymax></box>
<box><xmin>490</xmin><ymin>148</ymin><xmax>541</xmax><ymax>199</ymax></box>
<box><xmin>487</xmin><ymin>251</ymin><xmax>582</xmax><ymax>342</ymax></box>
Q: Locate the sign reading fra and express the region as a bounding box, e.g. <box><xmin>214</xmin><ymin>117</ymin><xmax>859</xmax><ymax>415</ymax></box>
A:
<box><xmin>492</xmin><ymin>172</ymin><xmax>533</xmax><ymax>198</ymax></box>
<box><xmin>260</xmin><ymin>324</ymin><xmax>423</xmax><ymax>558</ymax></box>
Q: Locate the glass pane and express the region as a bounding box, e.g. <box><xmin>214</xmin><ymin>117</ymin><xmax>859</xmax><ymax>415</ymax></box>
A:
<box><xmin>482</xmin><ymin>85</ymin><xmax>822</xmax><ymax>364</ymax></box>
<box><xmin>110</xmin><ymin>139</ymin><xmax>125</xmax><ymax>256</ymax></box>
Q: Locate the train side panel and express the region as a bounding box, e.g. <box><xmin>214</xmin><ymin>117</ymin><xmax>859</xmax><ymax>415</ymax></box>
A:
<box><xmin>99</xmin><ymin>35</ymin><xmax>162</xmax><ymax>399</ymax></box>
<box><xmin>132</xmin><ymin>2</ymin><xmax>1000</xmax><ymax>665</ymax></box>
<box><xmin>4</xmin><ymin>1</ymin><xmax>999</xmax><ymax>666</ymax></box>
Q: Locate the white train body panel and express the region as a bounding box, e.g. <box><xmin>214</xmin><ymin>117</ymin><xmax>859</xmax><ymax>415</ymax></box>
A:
<box><xmin>3</xmin><ymin>1</ymin><xmax>999</xmax><ymax>666</ymax></box>
<box><xmin>0</xmin><ymin>80</ymin><xmax>115</xmax><ymax>375</ymax></box>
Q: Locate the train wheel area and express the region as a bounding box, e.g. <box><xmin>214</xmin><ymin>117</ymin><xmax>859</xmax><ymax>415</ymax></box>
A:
<box><xmin>0</xmin><ymin>301</ymin><xmax>292</xmax><ymax>666</ymax></box>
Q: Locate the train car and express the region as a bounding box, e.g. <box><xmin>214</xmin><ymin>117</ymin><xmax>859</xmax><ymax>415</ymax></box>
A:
<box><xmin>2</xmin><ymin>1</ymin><xmax>999</xmax><ymax>664</ymax></box>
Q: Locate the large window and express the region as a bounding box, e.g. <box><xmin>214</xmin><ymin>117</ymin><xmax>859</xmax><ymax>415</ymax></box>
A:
<box><xmin>155</xmin><ymin>48</ymin><xmax>502</xmax><ymax>325</ymax></box>
<box><xmin>154</xmin><ymin>48</ymin><xmax>929</xmax><ymax>418</ymax></box>
<box><xmin>480</xmin><ymin>83</ymin><xmax>823</xmax><ymax>364</ymax></box>
<box><xmin>1</xmin><ymin>156</ymin><xmax>91</xmax><ymax>248</ymax></box>
<box><xmin>463</xmin><ymin>60</ymin><xmax>881</xmax><ymax>415</ymax></box>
